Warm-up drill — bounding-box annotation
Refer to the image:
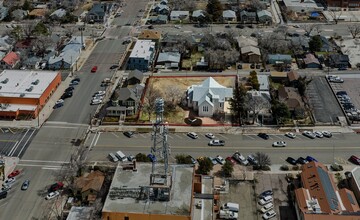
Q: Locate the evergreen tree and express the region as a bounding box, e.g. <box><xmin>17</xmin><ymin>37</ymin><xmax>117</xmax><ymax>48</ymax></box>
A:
<box><xmin>229</xmin><ymin>80</ymin><xmax>247</xmax><ymax>125</ymax></box>
<box><xmin>206</xmin><ymin>0</ymin><xmax>223</xmax><ymax>22</ymax></box>
<box><xmin>309</xmin><ymin>35</ymin><xmax>322</xmax><ymax>52</ymax></box>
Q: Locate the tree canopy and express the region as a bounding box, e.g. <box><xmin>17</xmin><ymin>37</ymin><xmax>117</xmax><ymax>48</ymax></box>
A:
<box><xmin>221</xmin><ymin>160</ymin><xmax>234</xmax><ymax>177</ymax></box>
<box><xmin>229</xmin><ymin>81</ymin><xmax>248</xmax><ymax>125</ymax></box>
<box><xmin>206</xmin><ymin>0</ymin><xmax>223</xmax><ymax>22</ymax></box>
<box><xmin>197</xmin><ymin>157</ymin><xmax>213</xmax><ymax>174</ymax></box>
<box><xmin>309</xmin><ymin>35</ymin><xmax>322</xmax><ymax>52</ymax></box>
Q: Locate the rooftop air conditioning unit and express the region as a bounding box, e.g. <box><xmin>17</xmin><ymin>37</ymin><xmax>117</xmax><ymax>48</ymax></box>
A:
<box><xmin>1</xmin><ymin>78</ymin><xmax>8</xmax><ymax>84</ymax></box>
<box><xmin>32</xmin><ymin>79</ymin><xmax>40</xmax><ymax>85</ymax></box>
<box><xmin>20</xmin><ymin>93</ymin><xmax>25</xmax><ymax>97</ymax></box>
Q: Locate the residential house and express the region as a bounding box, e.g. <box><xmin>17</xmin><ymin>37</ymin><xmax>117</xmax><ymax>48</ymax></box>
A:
<box><xmin>257</xmin><ymin>10</ymin><xmax>272</xmax><ymax>24</ymax></box>
<box><xmin>257</xmin><ymin>75</ymin><xmax>270</xmax><ymax>92</ymax></box>
<box><xmin>127</xmin><ymin>69</ymin><xmax>145</xmax><ymax>85</ymax></box>
<box><xmin>186</xmin><ymin>77</ymin><xmax>233</xmax><ymax>117</ymax></box>
<box><xmin>240</xmin><ymin>10</ymin><xmax>257</xmax><ymax>23</ymax></box>
<box><xmin>11</xmin><ymin>9</ymin><xmax>28</xmax><ymax>21</ymax></box>
<box><xmin>74</xmin><ymin>171</ymin><xmax>105</xmax><ymax>204</ymax></box>
<box><xmin>0</xmin><ymin>35</ymin><xmax>13</xmax><ymax>52</ymax></box>
<box><xmin>246</xmin><ymin>90</ymin><xmax>272</xmax><ymax>124</ymax></box>
<box><xmin>241</xmin><ymin>46</ymin><xmax>261</xmax><ymax>63</ymax></box>
<box><xmin>153</xmin><ymin>4</ymin><xmax>170</xmax><ymax>15</ymax></box>
<box><xmin>15</xmin><ymin>38</ymin><xmax>34</xmax><ymax>55</ymax></box>
<box><xmin>161</xmin><ymin>33</ymin><xmax>183</xmax><ymax>48</ymax></box>
<box><xmin>303</xmin><ymin>53</ymin><xmax>321</xmax><ymax>68</ymax></box>
<box><xmin>160</xmin><ymin>0</ymin><xmax>168</xmax><ymax>5</ymax></box>
<box><xmin>236</xmin><ymin>35</ymin><xmax>258</xmax><ymax>48</ymax></box>
<box><xmin>127</xmin><ymin>40</ymin><xmax>155</xmax><ymax>71</ymax></box>
<box><xmin>138</xmin><ymin>30</ymin><xmax>162</xmax><ymax>43</ymax></box>
<box><xmin>222</xmin><ymin>10</ymin><xmax>237</xmax><ymax>22</ymax></box>
<box><xmin>23</xmin><ymin>56</ymin><xmax>42</xmax><ymax>69</ymax></box>
<box><xmin>319</xmin><ymin>35</ymin><xmax>334</xmax><ymax>52</ymax></box>
<box><xmin>329</xmin><ymin>54</ymin><xmax>350</xmax><ymax>68</ymax></box>
<box><xmin>50</xmin><ymin>8</ymin><xmax>67</xmax><ymax>19</ymax></box>
<box><xmin>28</xmin><ymin>8</ymin><xmax>48</xmax><ymax>18</ymax></box>
<box><xmin>268</xmin><ymin>54</ymin><xmax>292</xmax><ymax>65</ymax></box>
<box><xmin>270</xmin><ymin>72</ymin><xmax>288</xmax><ymax>83</ymax></box>
<box><xmin>278</xmin><ymin>86</ymin><xmax>305</xmax><ymax>114</ymax></box>
<box><xmin>156</xmin><ymin>52</ymin><xmax>181</xmax><ymax>69</ymax></box>
<box><xmin>287</xmin><ymin>70</ymin><xmax>299</xmax><ymax>86</ymax></box>
<box><xmin>86</xmin><ymin>3</ymin><xmax>106</xmax><ymax>23</ymax></box>
<box><xmin>291</xmin><ymin>36</ymin><xmax>309</xmax><ymax>51</ymax></box>
<box><xmin>294</xmin><ymin>161</ymin><xmax>360</xmax><ymax>220</ymax></box>
<box><xmin>170</xmin><ymin>11</ymin><xmax>189</xmax><ymax>21</ymax></box>
<box><xmin>283</xmin><ymin>0</ymin><xmax>324</xmax><ymax>12</ymax></box>
<box><xmin>0</xmin><ymin>6</ymin><xmax>8</xmax><ymax>21</ymax></box>
<box><xmin>47</xmin><ymin>36</ymin><xmax>82</xmax><ymax>70</ymax></box>
<box><xmin>0</xmin><ymin>51</ymin><xmax>20</xmax><ymax>69</ymax></box>
<box><xmin>115</xmin><ymin>87</ymin><xmax>143</xmax><ymax>116</ymax></box>
<box><xmin>148</xmin><ymin>15</ymin><xmax>168</xmax><ymax>24</ymax></box>
<box><xmin>191</xmin><ymin>10</ymin><xmax>205</xmax><ymax>21</ymax></box>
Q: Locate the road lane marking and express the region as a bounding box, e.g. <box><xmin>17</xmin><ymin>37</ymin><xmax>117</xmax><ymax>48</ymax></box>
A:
<box><xmin>17</xmin><ymin>164</ymin><xmax>63</xmax><ymax>168</ymax></box>
<box><xmin>139</xmin><ymin>133</ymin><xmax>147</xmax><ymax>138</ymax></box>
<box><xmin>8</xmin><ymin>128</ymin><xmax>30</xmax><ymax>156</ymax></box>
<box><xmin>20</xmin><ymin>160</ymin><xmax>69</xmax><ymax>164</ymax></box>
<box><xmin>45</xmin><ymin>121</ymin><xmax>89</xmax><ymax>127</ymax></box>
<box><xmin>16</xmin><ymin>128</ymin><xmax>37</xmax><ymax>157</ymax></box>
<box><xmin>174</xmin><ymin>134</ymin><xmax>183</xmax><ymax>139</ymax></box>
<box><xmin>94</xmin><ymin>132</ymin><xmax>101</xmax><ymax>146</ymax></box>
<box><xmin>217</xmin><ymin>134</ymin><xmax>228</xmax><ymax>140</ymax></box>
<box><xmin>245</xmin><ymin>135</ymin><xmax>255</xmax><ymax>140</ymax></box>
<box><xmin>111</xmin><ymin>133</ymin><xmax>120</xmax><ymax>138</ymax></box>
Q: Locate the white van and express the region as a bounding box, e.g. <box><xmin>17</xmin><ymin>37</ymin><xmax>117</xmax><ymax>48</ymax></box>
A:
<box><xmin>116</xmin><ymin>151</ymin><xmax>127</xmax><ymax>162</ymax></box>
<box><xmin>108</xmin><ymin>153</ymin><xmax>119</xmax><ymax>162</ymax></box>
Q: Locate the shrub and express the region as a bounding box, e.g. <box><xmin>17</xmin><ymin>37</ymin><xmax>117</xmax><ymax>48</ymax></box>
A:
<box><xmin>292</xmin><ymin>165</ymin><xmax>300</xmax><ymax>171</ymax></box>
<box><xmin>280</xmin><ymin>165</ymin><xmax>289</xmax><ymax>171</ymax></box>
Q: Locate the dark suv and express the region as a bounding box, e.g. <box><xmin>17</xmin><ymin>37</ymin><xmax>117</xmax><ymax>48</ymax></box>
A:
<box><xmin>350</xmin><ymin>155</ymin><xmax>360</xmax><ymax>165</ymax></box>
<box><xmin>123</xmin><ymin>131</ymin><xmax>134</xmax><ymax>138</ymax></box>
<box><xmin>258</xmin><ymin>133</ymin><xmax>269</xmax><ymax>140</ymax></box>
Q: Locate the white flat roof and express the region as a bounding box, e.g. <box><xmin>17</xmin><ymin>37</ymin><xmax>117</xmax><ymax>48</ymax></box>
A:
<box><xmin>0</xmin><ymin>103</ymin><xmax>36</xmax><ymax>111</ymax></box>
<box><xmin>129</xmin><ymin>40</ymin><xmax>155</xmax><ymax>60</ymax></box>
<box><xmin>0</xmin><ymin>70</ymin><xmax>59</xmax><ymax>99</ymax></box>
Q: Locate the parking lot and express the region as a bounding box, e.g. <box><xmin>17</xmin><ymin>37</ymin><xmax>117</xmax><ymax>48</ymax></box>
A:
<box><xmin>306</xmin><ymin>76</ymin><xmax>344</xmax><ymax>124</ymax></box>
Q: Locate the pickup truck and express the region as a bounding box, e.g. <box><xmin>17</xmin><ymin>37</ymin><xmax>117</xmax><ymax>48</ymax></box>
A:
<box><xmin>208</xmin><ymin>139</ymin><xmax>225</xmax><ymax>146</ymax></box>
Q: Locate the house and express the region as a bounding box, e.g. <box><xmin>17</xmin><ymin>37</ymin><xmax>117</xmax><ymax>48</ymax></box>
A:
<box><xmin>257</xmin><ymin>75</ymin><xmax>270</xmax><ymax>92</ymax></box>
<box><xmin>28</xmin><ymin>8</ymin><xmax>48</xmax><ymax>18</ymax></box>
<box><xmin>161</xmin><ymin>33</ymin><xmax>183</xmax><ymax>48</ymax></box>
<box><xmin>319</xmin><ymin>35</ymin><xmax>334</xmax><ymax>52</ymax></box>
<box><xmin>0</xmin><ymin>51</ymin><xmax>20</xmax><ymax>69</ymax></box>
<box><xmin>278</xmin><ymin>86</ymin><xmax>304</xmax><ymax>113</ymax></box>
<box><xmin>67</xmin><ymin>207</ymin><xmax>94</xmax><ymax>220</ymax></box>
<box><xmin>294</xmin><ymin>161</ymin><xmax>360</xmax><ymax>220</ymax></box>
<box><xmin>282</xmin><ymin>0</ymin><xmax>324</xmax><ymax>12</ymax></box>
<box><xmin>50</xmin><ymin>8</ymin><xmax>67</xmax><ymax>19</ymax></box>
<box><xmin>11</xmin><ymin>9</ymin><xmax>28</xmax><ymax>21</ymax></box>
<box><xmin>191</xmin><ymin>10</ymin><xmax>205</xmax><ymax>21</ymax></box>
<box><xmin>329</xmin><ymin>54</ymin><xmax>350</xmax><ymax>68</ymax></box>
<box><xmin>303</xmin><ymin>53</ymin><xmax>321</xmax><ymax>68</ymax></box>
<box><xmin>0</xmin><ymin>6</ymin><xmax>8</xmax><ymax>21</ymax></box>
<box><xmin>22</xmin><ymin>56</ymin><xmax>42</xmax><ymax>69</ymax></box>
<box><xmin>74</xmin><ymin>171</ymin><xmax>105</xmax><ymax>204</ymax></box>
<box><xmin>236</xmin><ymin>35</ymin><xmax>258</xmax><ymax>48</ymax></box>
<box><xmin>153</xmin><ymin>4</ymin><xmax>170</xmax><ymax>15</ymax></box>
<box><xmin>156</xmin><ymin>52</ymin><xmax>181</xmax><ymax>69</ymax></box>
<box><xmin>270</xmin><ymin>72</ymin><xmax>288</xmax><ymax>83</ymax></box>
<box><xmin>241</xmin><ymin>46</ymin><xmax>261</xmax><ymax>63</ymax></box>
<box><xmin>160</xmin><ymin>0</ymin><xmax>168</xmax><ymax>5</ymax></box>
<box><xmin>186</xmin><ymin>77</ymin><xmax>233</xmax><ymax>117</ymax></box>
<box><xmin>287</xmin><ymin>70</ymin><xmax>299</xmax><ymax>86</ymax></box>
<box><xmin>138</xmin><ymin>30</ymin><xmax>162</xmax><ymax>43</ymax></box>
<box><xmin>291</xmin><ymin>36</ymin><xmax>309</xmax><ymax>51</ymax></box>
<box><xmin>0</xmin><ymin>35</ymin><xmax>13</xmax><ymax>52</ymax></box>
<box><xmin>127</xmin><ymin>69</ymin><xmax>145</xmax><ymax>85</ymax></box>
<box><xmin>257</xmin><ymin>10</ymin><xmax>272</xmax><ymax>24</ymax></box>
<box><xmin>170</xmin><ymin>11</ymin><xmax>189</xmax><ymax>21</ymax></box>
<box><xmin>268</xmin><ymin>54</ymin><xmax>292</xmax><ymax>65</ymax></box>
<box><xmin>15</xmin><ymin>39</ymin><xmax>34</xmax><ymax>54</ymax></box>
<box><xmin>148</xmin><ymin>15</ymin><xmax>168</xmax><ymax>24</ymax></box>
<box><xmin>246</xmin><ymin>90</ymin><xmax>272</xmax><ymax>124</ymax></box>
<box><xmin>86</xmin><ymin>3</ymin><xmax>106</xmax><ymax>23</ymax></box>
<box><xmin>114</xmin><ymin>87</ymin><xmax>143</xmax><ymax>116</ymax></box>
<box><xmin>222</xmin><ymin>10</ymin><xmax>237</xmax><ymax>22</ymax></box>
<box><xmin>240</xmin><ymin>10</ymin><xmax>257</xmax><ymax>23</ymax></box>
<box><xmin>127</xmin><ymin>40</ymin><xmax>155</xmax><ymax>71</ymax></box>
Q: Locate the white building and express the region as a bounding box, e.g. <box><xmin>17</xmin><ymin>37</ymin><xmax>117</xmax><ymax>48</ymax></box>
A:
<box><xmin>127</xmin><ymin>40</ymin><xmax>155</xmax><ymax>71</ymax></box>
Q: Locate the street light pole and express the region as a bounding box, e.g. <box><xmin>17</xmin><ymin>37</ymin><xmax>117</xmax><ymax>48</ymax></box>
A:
<box><xmin>79</xmin><ymin>26</ymin><xmax>85</xmax><ymax>49</ymax></box>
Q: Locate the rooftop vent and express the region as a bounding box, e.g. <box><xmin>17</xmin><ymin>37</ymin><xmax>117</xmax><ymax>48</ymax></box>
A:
<box><xmin>26</xmin><ymin>86</ymin><xmax>33</xmax><ymax>92</ymax></box>
<box><xmin>32</xmin><ymin>79</ymin><xmax>40</xmax><ymax>85</ymax></box>
<box><xmin>1</xmin><ymin>78</ymin><xmax>8</xmax><ymax>84</ymax></box>
<box><xmin>20</xmin><ymin>93</ymin><xmax>25</xmax><ymax>97</ymax></box>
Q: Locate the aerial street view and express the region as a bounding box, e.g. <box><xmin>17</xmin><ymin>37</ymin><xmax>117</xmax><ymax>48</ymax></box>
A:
<box><xmin>2</xmin><ymin>0</ymin><xmax>360</xmax><ymax>219</ymax></box>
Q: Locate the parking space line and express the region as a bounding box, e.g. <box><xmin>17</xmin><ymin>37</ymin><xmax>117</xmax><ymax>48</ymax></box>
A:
<box><xmin>139</xmin><ymin>133</ymin><xmax>148</xmax><ymax>138</ymax></box>
<box><xmin>174</xmin><ymin>134</ymin><xmax>183</xmax><ymax>139</ymax></box>
<box><xmin>244</xmin><ymin>135</ymin><xmax>255</xmax><ymax>140</ymax></box>
<box><xmin>167</xmin><ymin>134</ymin><xmax>173</xmax><ymax>139</ymax></box>
<box><xmin>217</xmin><ymin>134</ymin><xmax>228</xmax><ymax>140</ymax></box>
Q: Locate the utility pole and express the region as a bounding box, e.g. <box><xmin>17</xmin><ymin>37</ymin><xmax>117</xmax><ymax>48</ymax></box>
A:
<box><xmin>79</xmin><ymin>25</ymin><xmax>85</xmax><ymax>49</ymax></box>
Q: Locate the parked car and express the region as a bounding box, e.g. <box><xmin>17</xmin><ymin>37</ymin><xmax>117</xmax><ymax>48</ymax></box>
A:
<box><xmin>90</xmin><ymin>98</ymin><xmax>102</xmax><ymax>105</ymax></box>
<box><xmin>110</xmin><ymin>64</ymin><xmax>119</xmax><ymax>69</ymax></box>
<box><xmin>208</xmin><ymin>139</ymin><xmax>225</xmax><ymax>146</ymax></box>
<box><xmin>91</xmin><ymin>66</ymin><xmax>98</xmax><ymax>73</ymax></box>
<box><xmin>71</xmin><ymin>78</ymin><xmax>80</xmax><ymax>83</ymax></box>
<box><xmin>286</xmin><ymin>157</ymin><xmax>297</xmax><ymax>165</ymax></box>
<box><xmin>236</xmin><ymin>24</ymin><xmax>244</xmax><ymax>29</ymax></box>
<box><xmin>205</xmin><ymin>133</ymin><xmax>215</xmax><ymax>139</ymax></box>
<box><xmin>259</xmin><ymin>195</ymin><xmax>273</xmax><ymax>205</ymax></box>
<box><xmin>349</xmin><ymin>155</ymin><xmax>360</xmax><ymax>165</ymax></box>
<box><xmin>147</xmin><ymin>154</ymin><xmax>156</xmax><ymax>162</ymax></box>
<box><xmin>285</xmin><ymin>132</ymin><xmax>296</xmax><ymax>139</ymax></box>
<box><xmin>272</xmin><ymin>141</ymin><xmax>286</xmax><ymax>147</ymax></box>
<box><xmin>302</xmin><ymin>131</ymin><xmax>316</xmax><ymax>139</ymax></box>
<box><xmin>127</xmin><ymin>155</ymin><xmax>135</xmax><ymax>162</ymax></box>
<box><xmin>232</xmin><ymin>152</ymin><xmax>249</xmax><ymax>165</ymax></box>
<box><xmin>61</xmin><ymin>91</ymin><xmax>73</xmax><ymax>99</ymax></box>
<box><xmin>188</xmin><ymin>155</ymin><xmax>197</xmax><ymax>164</ymax></box>
<box><xmin>69</xmin><ymin>80</ymin><xmax>79</xmax><ymax>86</ymax></box>
<box><xmin>148</xmin><ymin>25</ymin><xmax>154</xmax><ymax>29</ymax></box>
<box><xmin>263</xmin><ymin>209</ymin><xmax>276</xmax><ymax>219</ymax></box>
<box><xmin>305</xmin><ymin>156</ymin><xmax>318</xmax><ymax>162</ymax></box>
<box><xmin>259</xmin><ymin>190</ymin><xmax>273</xmax><ymax>199</ymax></box>
<box><xmin>322</xmin><ymin>131</ymin><xmax>332</xmax><ymax>138</ymax></box>
<box><xmin>49</xmin><ymin>182</ymin><xmax>64</xmax><ymax>192</ymax></box>
<box><xmin>208</xmin><ymin>156</ymin><xmax>218</xmax><ymax>165</ymax></box>
<box><xmin>3</xmin><ymin>177</ymin><xmax>15</xmax><ymax>186</ymax></box>
<box><xmin>123</xmin><ymin>131</ymin><xmax>134</xmax><ymax>138</ymax></box>
<box><xmin>297</xmin><ymin>157</ymin><xmax>308</xmax><ymax>165</ymax></box>
<box><xmin>258</xmin><ymin>133</ymin><xmax>269</xmax><ymax>140</ymax></box>
<box><xmin>215</xmin><ymin>155</ymin><xmax>225</xmax><ymax>165</ymax></box>
<box><xmin>187</xmin><ymin>132</ymin><xmax>198</xmax><ymax>139</ymax></box>
<box><xmin>21</xmin><ymin>180</ymin><xmax>30</xmax><ymax>190</ymax></box>
<box><xmin>314</xmin><ymin>131</ymin><xmax>324</xmax><ymax>138</ymax></box>
<box><xmin>8</xmin><ymin>170</ymin><xmax>20</xmax><ymax>178</ymax></box>
<box><xmin>247</xmin><ymin>154</ymin><xmax>258</xmax><ymax>165</ymax></box>
<box><xmin>46</xmin><ymin>191</ymin><xmax>60</xmax><ymax>200</ymax></box>
<box><xmin>261</xmin><ymin>202</ymin><xmax>274</xmax><ymax>213</ymax></box>
<box><xmin>65</xmin><ymin>86</ymin><xmax>74</xmax><ymax>92</ymax></box>
<box><xmin>330</xmin><ymin>162</ymin><xmax>343</xmax><ymax>171</ymax></box>
<box><xmin>226</xmin><ymin>156</ymin><xmax>237</xmax><ymax>165</ymax></box>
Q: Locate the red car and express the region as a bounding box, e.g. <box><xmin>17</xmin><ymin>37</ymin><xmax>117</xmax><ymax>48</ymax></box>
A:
<box><xmin>350</xmin><ymin>155</ymin><xmax>360</xmax><ymax>165</ymax></box>
<box><xmin>8</xmin><ymin>170</ymin><xmax>20</xmax><ymax>178</ymax></box>
<box><xmin>49</xmin><ymin>182</ymin><xmax>64</xmax><ymax>192</ymax></box>
<box><xmin>226</xmin><ymin>157</ymin><xmax>237</xmax><ymax>165</ymax></box>
<box><xmin>91</xmin><ymin>66</ymin><xmax>98</xmax><ymax>73</ymax></box>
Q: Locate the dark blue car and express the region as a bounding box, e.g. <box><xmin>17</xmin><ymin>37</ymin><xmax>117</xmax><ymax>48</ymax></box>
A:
<box><xmin>147</xmin><ymin>154</ymin><xmax>157</xmax><ymax>162</ymax></box>
<box><xmin>306</xmin><ymin>156</ymin><xmax>318</xmax><ymax>162</ymax></box>
<box><xmin>53</xmin><ymin>102</ymin><xmax>63</xmax><ymax>109</ymax></box>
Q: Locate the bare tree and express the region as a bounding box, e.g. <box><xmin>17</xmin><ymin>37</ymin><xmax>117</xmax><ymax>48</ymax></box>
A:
<box><xmin>164</xmin><ymin>85</ymin><xmax>183</xmax><ymax>106</ymax></box>
<box><xmin>245</xmin><ymin>94</ymin><xmax>271</xmax><ymax>124</ymax></box>
<box><xmin>328</xmin><ymin>9</ymin><xmax>342</xmax><ymax>24</ymax></box>
<box><xmin>348</xmin><ymin>24</ymin><xmax>360</xmax><ymax>39</ymax></box>
<box><xmin>143</xmin><ymin>82</ymin><xmax>161</xmax><ymax>121</ymax></box>
<box><xmin>254</xmin><ymin>152</ymin><xmax>271</xmax><ymax>170</ymax></box>
<box><xmin>248</xmin><ymin>0</ymin><xmax>267</xmax><ymax>11</ymax></box>
<box><xmin>23</xmin><ymin>22</ymin><xmax>36</xmax><ymax>39</ymax></box>
<box><xmin>33</xmin><ymin>35</ymin><xmax>53</xmax><ymax>57</ymax></box>
<box><xmin>301</xmin><ymin>24</ymin><xmax>319</xmax><ymax>36</ymax></box>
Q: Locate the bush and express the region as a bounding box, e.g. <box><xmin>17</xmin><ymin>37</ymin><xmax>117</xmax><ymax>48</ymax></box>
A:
<box><xmin>175</xmin><ymin>154</ymin><xmax>193</xmax><ymax>164</ymax></box>
<box><xmin>280</xmin><ymin>165</ymin><xmax>289</xmax><ymax>171</ymax></box>
<box><xmin>292</xmin><ymin>165</ymin><xmax>300</xmax><ymax>171</ymax></box>
<box><xmin>135</xmin><ymin>153</ymin><xmax>150</xmax><ymax>162</ymax></box>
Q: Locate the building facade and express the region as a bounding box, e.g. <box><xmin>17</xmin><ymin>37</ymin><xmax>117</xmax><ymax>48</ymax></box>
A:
<box><xmin>127</xmin><ymin>40</ymin><xmax>155</xmax><ymax>71</ymax></box>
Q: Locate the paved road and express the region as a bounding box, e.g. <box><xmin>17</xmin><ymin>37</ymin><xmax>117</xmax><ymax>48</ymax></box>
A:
<box><xmin>0</xmin><ymin>128</ymin><xmax>37</xmax><ymax>157</ymax></box>
<box><xmin>85</xmin><ymin>131</ymin><xmax>359</xmax><ymax>165</ymax></box>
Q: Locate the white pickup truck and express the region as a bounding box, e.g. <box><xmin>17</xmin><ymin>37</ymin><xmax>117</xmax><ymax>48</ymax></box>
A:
<box><xmin>208</xmin><ymin>139</ymin><xmax>225</xmax><ymax>146</ymax></box>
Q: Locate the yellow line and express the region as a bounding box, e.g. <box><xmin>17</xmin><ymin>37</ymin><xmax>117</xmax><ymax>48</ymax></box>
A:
<box><xmin>0</xmin><ymin>139</ymin><xmax>17</xmax><ymax>143</ymax></box>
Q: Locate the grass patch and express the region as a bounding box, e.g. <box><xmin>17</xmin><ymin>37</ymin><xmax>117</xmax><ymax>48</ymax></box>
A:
<box><xmin>182</xmin><ymin>52</ymin><xmax>203</xmax><ymax>69</ymax></box>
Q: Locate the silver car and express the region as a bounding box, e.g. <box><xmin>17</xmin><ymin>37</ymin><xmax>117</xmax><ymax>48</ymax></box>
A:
<box><xmin>272</xmin><ymin>141</ymin><xmax>286</xmax><ymax>147</ymax></box>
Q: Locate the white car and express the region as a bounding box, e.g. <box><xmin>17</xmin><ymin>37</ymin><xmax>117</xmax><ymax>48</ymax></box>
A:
<box><xmin>259</xmin><ymin>195</ymin><xmax>273</xmax><ymax>206</ymax></box>
<box><xmin>187</xmin><ymin>132</ymin><xmax>198</xmax><ymax>139</ymax></box>
<box><xmin>285</xmin><ymin>132</ymin><xmax>296</xmax><ymax>139</ymax></box>
<box><xmin>314</xmin><ymin>131</ymin><xmax>323</xmax><ymax>138</ymax></box>
<box><xmin>3</xmin><ymin>177</ymin><xmax>15</xmax><ymax>186</ymax></box>
<box><xmin>272</xmin><ymin>141</ymin><xmax>286</xmax><ymax>147</ymax></box>
<box><xmin>46</xmin><ymin>191</ymin><xmax>60</xmax><ymax>200</ymax></box>
<box><xmin>205</xmin><ymin>133</ymin><xmax>215</xmax><ymax>139</ymax></box>
<box><xmin>261</xmin><ymin>202</ymin><xmax>274</xmax><ymax>213</ymax></box>
<box><xmin>94</xmin><ymin>91</ymin><xmax>106</xmax><ymax>96</ymax></box>
<box><xmin>215</xmin><ymin>155</ymin><xmax>225</xmax><ymax>165</ymax></box>
<box><xmin>263</xmin><ymin>209</ymin><xmax>276</xmax><ymax>219</ymax></box>
<box><xmin>55</xmin><ymin>99</ymin><xmax>64</xmax><ymax>105</ymax></box>
<box><xmin>322</xmin><ymin>131</ymin><xmax>332</xmax><ymax>138</ymax></box>
<box><xmin>302</xmin><ymin>131</ymin><xmax>316</xmax><ymax>139</ymax></box>
<box><xmin>91</xmin><ymin>98</ymin><xmax>103</xmax><ymax>105</ymax></box>
<box><xmin>208</xmin><ymin>157</ymin><xmax>218</xmax><ymax>165</ymax></box>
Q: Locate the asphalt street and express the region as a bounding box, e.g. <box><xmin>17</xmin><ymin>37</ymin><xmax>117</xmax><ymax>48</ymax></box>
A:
<box><xmin>86</xmin><ymin>131</ymin><xmax>358</xmax><ymax>165</ymax></box>
<box><xmin>0</xmin><ymin>128</ymin><xmax>37</xmax><ymax>158</ymax></box>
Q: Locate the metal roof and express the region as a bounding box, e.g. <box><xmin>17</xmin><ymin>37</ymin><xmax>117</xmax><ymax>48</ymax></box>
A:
<box><xmin>317</xmin><ymin>166</ymin><xmax>339</xmax><ymax>211</ymax></box>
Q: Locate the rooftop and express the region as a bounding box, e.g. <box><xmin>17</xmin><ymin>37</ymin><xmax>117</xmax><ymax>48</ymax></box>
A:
<box><xmin>66</xmin><ymin>207</ymin><xmax>94</xmax><ymax>220</ymax></box>
<box><xmin>0</xmin><ymin>70</ymin><xmax>59</xmax><ymax>98</ymax></box>
<box><xmin>102</xmin><ymin>163</ymin><xmax>194</xmax><ymax>216</ymax></box>
<box><xmin>129</xmin><ymin>40</ymin><xmax>155</xmax><ymax>60</ymax></box>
